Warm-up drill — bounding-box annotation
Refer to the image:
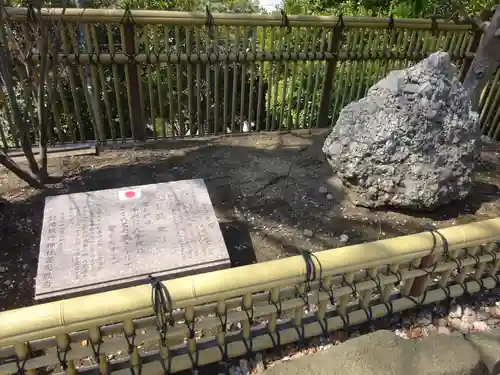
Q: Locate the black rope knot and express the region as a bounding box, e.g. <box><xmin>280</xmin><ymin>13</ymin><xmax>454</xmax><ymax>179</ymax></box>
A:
<box><xmin>150</xmin><ymin>276</ymin><xmax>175</xmax><ymax>347</ymax></box>
<box><xmin>280</xmin><ymin>9</ymin><xmax>291</xmax><ymax>34</ymax></box>
<box><xmin>430</xmin><ymin>16</ymin><xmax>439</xmax><ymax>36</ymax></box>
<box><xmin>388</xmin><ymin>14</ymin><xmax>394</xmax><ymax>29</ymax></box>
<box><xmin>205</xmin><ymin>6</ymin><xmax>215</xmax><ymax>36</ymax></box>
<box><xmin>26</xmin><ymin>3</ymin><xmax>37</xmax><ymax>23</ymax></box>
<box><xmin>121</xmin><ymin>6</ymin><xmax>136</xmax><ymax>25</ymax></box>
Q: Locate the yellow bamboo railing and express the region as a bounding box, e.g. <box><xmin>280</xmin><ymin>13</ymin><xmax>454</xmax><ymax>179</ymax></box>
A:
<box><xmin>0</xmin><ymin>218</ymin><xmax>499</xmax><ymax>374</ymax></box>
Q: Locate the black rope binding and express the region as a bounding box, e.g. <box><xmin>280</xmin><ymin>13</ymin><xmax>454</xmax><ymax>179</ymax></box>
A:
<box><xmin>150</xmin><ymin>276</ymin><xmax>175</xmax><ymax>347</ymax></box>
<box><xmin>56</xmin><ymin>343</ymin><xmax>70</xmax><ymax>371</ymax></box>
<box><xmin>89</xmin><ymin>329</ymin><xmax>103</xmax><ymax>363</ymax></box>
<box><xmin>121</xmin><ymin>6</ymin><xmax>136</xmax><ymax>25</ymax></box>
<box><xmin>280</xmin><ymin>9</ymin><xmax>292</xmax><ymax>34</ymax></box>
<box><xmin>26</xmin><ymin>3</ymin><xmax>37</xmax><ymax>23</ymax></box>
<box><xmin>430</xmin><ymin>16</ymin><xmax>439</xmax><ymax>36</ymax></box>
<box><xmin>388</xmin><ymin>14</ymin><xmax>394</xmax><ymax>29</ymax></box>
<box><xmin>205</xmin><ymin>6</ymin><xmax>215</xmax><ymax>37</ymax></box>
<box><xmin>14</xmin><ymin>344</ymin><xmax>30</xmax><ymax>375</ymax></box>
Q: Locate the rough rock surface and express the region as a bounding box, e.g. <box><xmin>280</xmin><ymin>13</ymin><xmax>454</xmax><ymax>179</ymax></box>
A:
<box><xmin>322</xmin><ymin>51</ymin><xmax>481</xmax><ymax>210</ymax></box>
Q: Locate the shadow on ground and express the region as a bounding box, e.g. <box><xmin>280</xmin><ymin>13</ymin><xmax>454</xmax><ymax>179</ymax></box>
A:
<box><xmin>0</xmin><ymin>131</ymin><xmax>499</xmax><ymax>309</ymax></box>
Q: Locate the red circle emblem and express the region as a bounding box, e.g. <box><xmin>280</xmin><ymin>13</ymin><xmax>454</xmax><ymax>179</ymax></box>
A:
<box><xmin>124</xmin><ymin>191</ymin><xmax>135</xmax><ymax>198</ymax></box>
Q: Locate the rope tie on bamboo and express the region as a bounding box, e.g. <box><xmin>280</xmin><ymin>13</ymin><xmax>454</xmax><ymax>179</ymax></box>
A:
<box><xmin>14</xmin><ymin>343</ymin><xmax>30</xmax><ymax>375</ymax></box>
<box><xmin>150</xmin><ymin>276</ymin><xmax>175</xmax><ymax>347</ymax></box>
<box><xmin>430</xmin><ymin>16</ymin><xmax>439</xmax><ymax>37</ymax></box>
<box><xmin>366</xmin><ymin>272</ymin><xmax>394</xmax><ymax>317</ymax></box>
<box><xmin>280</xmin><ymin>9</ymin><xmax>291</xmax><ymax>34</ymax></box>
<box><xmin>267</xmin><ymin>327</ymin><xmax>282</xmax><ymax>354</ymax></box>
<box><xmin>89</xmin><ymin>328</ymin><xmax>103</xmax><ymax>363</ymax></box>
<box><xmin>159</xmin><ymin>351</ymin><xmax>173</xmax><ymax>375</ymax></box>
<box><xmin>56</xmin><ymin>343</ymin><xmax>70</xmax><ymax>371</ymax></box>
<box><xmin>205</xmin><ymin>6</ymin><xmax>215</xmax><ymax>37</ymax></box>
<box><xmin>299</xmin><ymin>249</ymin><xmax>319</xmax><ymax>309</ymax></box>
<box><xmin>268</xmin><ymin>293</ymin><xmax>283</xmax><ymax>318</ymax></box>
<box><xmin>387</xmin><ymin>14</ymin><xmax>394</xmax><ymax>29</ymax></box>
<box><xmin>121</xmin><ymin>6</ymin><xmax>136</xmax><ymax>26</ymax></box>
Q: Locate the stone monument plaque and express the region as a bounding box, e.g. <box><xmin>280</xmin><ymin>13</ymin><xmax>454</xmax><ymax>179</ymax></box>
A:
<box><xmin>35</xmin><ymin>179</ymin><xmax>230</xmax><ymax>301</ymax></box>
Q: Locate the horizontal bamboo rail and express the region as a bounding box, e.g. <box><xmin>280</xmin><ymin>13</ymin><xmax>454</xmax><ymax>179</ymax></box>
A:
<box><xmin>27</xmin><ymin>51</ymin><xmax>476</xmax><ymax>65</ymax></box>
<box><xmin>0</xmin><ymin>8</ymin><xmax>474</xmax><ymax>29</ymax></box>
<box><xmin>0</xmin><ymin>218</ymin><xmax>499</xmax><ymax>374</ymax></box>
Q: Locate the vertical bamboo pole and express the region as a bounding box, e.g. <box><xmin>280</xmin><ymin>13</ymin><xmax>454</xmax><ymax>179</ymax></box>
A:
<box><xmin>55</xmin><ymin>334</ymin><xmax>76</xmax><ymax>375</ymax></box>
<box><xmin>174</xmin><ymin>26</ymin><xmax>184</xmax><ymax>137</ymax></box>
<box><xmin>66</xmin><ymin>23</ymin><xmax>97</xmax><ymax>142</ymax></box>
<box><xmin>124</xmin><ymin>319</ymin><xmax>141</xmax><ymax>375</ymax></box>
<box><xmin>144</xmin><ymin>24</ymin><xmax>157</xmax><ymax>139</ymax></box>
<box><xmin>294</xmin><ymin>27</ymin><xmax>311</xmax><ymax>129</ymax></box>
<box><xmin>107</xmin><ymin>24</ymin><xmax>126</xmax><ymax>142</ymax></box>
<box><xmin>346</xmin><ymin>28</ymin><xmax>361</xmax><ymax>106</ymax></box>
<box><xmin>195</xmin><ymin>27</ymin><xmax>203</xmax><ymax>135</ymax></box>
<box><xmin>89</xmin><ymin>326</ymin><xmax>108</xmax><ymax>374</ymax></box>
<box><xmin>204</xmin><ymin>27</ymin><xmax>212</xmax><ymax>135</ymax></box>
<box><xmin>91</xmin><ymin>24</ymin><xmax>114</xmax><ymax>143</ymax></box>
<box><xmin>122</xmin><ymin>22</ymin><xmax>145</xmax><ymax>141</ymax></box>
<box><xmin>164</xmin><ymin>26</ymin><xmax>175</xmax><ymax>136</ymax></box>
<box><xmin>152</xmin><ymin>27</ymin><xmax>166</xmax><ymax>138</ymax></box>
<box><xmin>286</xmin><ymin>26</ymin><xmax>301</xmax><ymax>129</ymax></box>
<box><xmin>14</xmin><ymin>343</ymin><xmax>36</xmax><ymax>375</ymax></box>
<box><xmin>84</xmin><ymin>24</ymin><xmax>106</xmax><ymax>143</ymax></box>
<box><xmin>337</xmin><ymin>30</ymin><xmax>353</xmax><ymax>112</ymax></box>
<box><xmin>278</xmin><ymin>28</ymin><xmax>291</xmax><ymax>131</ymax></box>
<box><xmin>47</xmin><ymin>28</ymin><xmax>73</xmax><ymax>143</ymax></box>
<box><xmin>185</xmin><ymin>26</ymin><xmax>194</xmax><ymax>136</ymax></box>
<box><xmin>256</xmin><ymin>27</ymin><xmax>266</xmax><ymax>132</ymax></box>
<box><xmin>481</xmin><ymin>69</ymin><xmax>500</xmax><ymax>133</ymax></box>
<box><xmin>223</xmin><ymin>26</ymin><xmax>230</xmax><ymax>134</ymax></box>
<box><xmin>213</xmin><ymin>27</ymin><xmax>220</xmax><ymax>135</ymax></box>
<box><xmin>242</xmin><ymin>293</ymin><xmax>253</xmax><ymax>350</ymax></box>
<box><xmin>309</xmin><ymin>28</ymin><xmax>328</xmax><ymax>129</ymax></box>
<box><xmin>318</xmin><ymin>21</ymin><xmax>344</xmax><ymax>128</ymax></box>
<box><xmin>231</xmin><ymin>26</ymin><xmax>240</xmax><ymax>133</ymax></box>
<box><xmin>271</xmin><ymin>26</ymin><xmax>282</xmax><ymax>131</ymax></box>
<box><xmin>265</xmin><ymin>27</ymin><xmax>275</xmax><ymax>131</ymax></box>
<box><xmin>239</xmin><ymin>26</ymin><xmax>249</xmax><ymax>133</ymax></box>
<box><xmin>356</xmin><ymin>28</ymin><xmax>374</xmax><ymax>99</ymax></box>
<box><xmin>302</xmin><ymin>28</ymin><xmax>318</xmax><ymax>130</ymax></box>
<box><xmin>247</xmin><ymin>26</ymin><xmax>258</xmax><ymax>131</ymax></box>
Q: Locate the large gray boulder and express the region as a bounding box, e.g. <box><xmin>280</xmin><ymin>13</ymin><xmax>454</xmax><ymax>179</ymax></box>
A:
<box><xmin>322</xmin><ymin>51</ymin><xmax>482</xmax><ymax>210</ymax></box>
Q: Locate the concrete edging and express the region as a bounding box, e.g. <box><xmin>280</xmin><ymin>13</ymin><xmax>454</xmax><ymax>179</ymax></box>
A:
<box><xmin>262</xmin><ymin>330</ymin><xmax>500</xmax><ymax>375</ymax></box>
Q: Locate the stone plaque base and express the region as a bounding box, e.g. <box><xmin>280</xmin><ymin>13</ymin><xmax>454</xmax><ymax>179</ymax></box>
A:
<box><xmin>35</xmin><ymin>179</ymin><xmax>230</xmax><ymax>301</ymax></box>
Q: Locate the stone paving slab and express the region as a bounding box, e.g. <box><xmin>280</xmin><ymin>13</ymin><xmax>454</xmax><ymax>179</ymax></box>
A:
<box><xmin>262</xmin><ymin>330</ymin><xmax>500</xmax><ymax>375</ymax></box>
<box><xmin>35</xmin><ymin>179</ymin><xmax>230</xmax><ymax>301</ymax></box>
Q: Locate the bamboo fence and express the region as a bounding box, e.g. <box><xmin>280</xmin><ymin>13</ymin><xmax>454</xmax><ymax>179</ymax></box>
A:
<box><xmin>0</xmin><ymin>7</ymin><xmax>499</xmax><ymax>150</ymax></box>
<box><xmin>0</xmin><ymin>218</ymin><xmax>499</xmax><ymax>374</ymax></box>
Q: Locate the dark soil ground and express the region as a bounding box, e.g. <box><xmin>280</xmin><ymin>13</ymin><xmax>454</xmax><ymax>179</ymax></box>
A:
<box><xmin>1</xmin><ymin>130</ymin><xmax>499</xmax><ymax>311</ymax></box>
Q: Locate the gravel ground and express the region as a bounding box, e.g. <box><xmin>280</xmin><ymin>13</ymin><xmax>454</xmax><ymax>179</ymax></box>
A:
<box><xmin>207</xmin><ymin>292</ymin><xmax>500</xmax><ymax>375</ymax></box>
<box><xmin>0</xmin><ymin>132</ymin><xmax>499</xmax><ymax>374</ymax></box>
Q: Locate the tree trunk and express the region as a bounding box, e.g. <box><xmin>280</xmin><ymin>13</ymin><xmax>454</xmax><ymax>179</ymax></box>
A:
<box><xmin>462</xmin><ymin>5</ymin><xmax>500</xmax><ymax>111</ymax></box>
<box><xmin>0</xmin><ymin>152</ymin><xmax>43</xmax><ymax>188</ymax></box>
<box><xmin>0</xmin><ymin>25</ymin><xmax>40</xmax><ymax>177</ymax></box>
<box><xmin>37</xmin><ymin>23</ymin><xmax>49</xmax><ymax>182</ymax></box>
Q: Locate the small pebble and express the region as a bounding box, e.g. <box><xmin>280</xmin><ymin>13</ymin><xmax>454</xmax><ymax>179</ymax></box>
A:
<box><xmin>459</xmin><ymin>321</ymin><xmax>471</xmax><ymax>334</ymax></box>
<box><xmin>303</xmin><ymin>229</ymin><xmax>314</xmax><ymax>238</ymax></box>
<box><xmin>339</xmin><ymin>234</ymin><xmax>349</xmax><ymax>243</ymax></box>
<box><xmin>472</xmin><ymin>321</ymin><xmax>489</xmax><ymax>332</ymax></box>
<box><xmin>449</xmin><ymin>305</ymin><xmax>463</xmax><ymax>319</ymax></box>
<box><xmin>437</xmin><ymin>326</ymin><xmax>451</xmax><ymax>335</ymax></box>
<box><xmin>318</xmin><ymin>187</ymin><xmax>328</xmax><ymax>194</ymax></box>
<box><xmin>253</xmin><ymin>353</ymin><xmax>265</xmax><ymax>373</ymax></box>
<box><xmin>326</xmin><ymin>193</ymin><xmax>333</xmax><ymax>201</ymax></box>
